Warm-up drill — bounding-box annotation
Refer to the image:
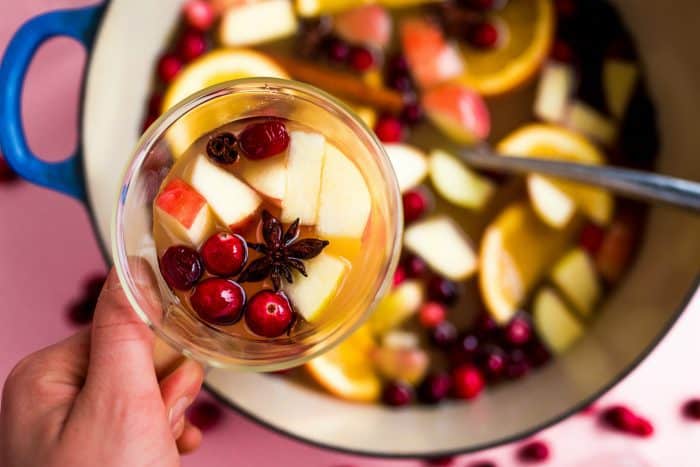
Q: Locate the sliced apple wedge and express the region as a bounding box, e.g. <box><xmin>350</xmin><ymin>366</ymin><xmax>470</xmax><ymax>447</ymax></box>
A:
<box><xmin>480</xmin><ymin>202</ymin><xmax>572</xmax><ymax>324</ymax></box>
<box><xmin>370</xmin><ymin>280</ymin><xmax>424</xmax><ymax>335</ymax></box>
<box><xmin>317</xmin><ymin>144</ymin><xmax>371</xmax><ymax>238</ymax></box>
<box><xmin>565</xmin><ymin>101</ymin><xmax>617</xmax><ymax>146</ymax></box>
<box><xmin>281</xmin><ymin>131</ymin><xmax>326</xmax><ymax>225</ymax></box>
<box><xmin>154</xmin><ymin>178</ymin><xmax>215</xmax><ymax>246</ymax></box>
<box><xmin>404</xmin><ymin>216</ymin><xmax>477</xmax><ymax>281</ymax></box>
<box><xmin>550</xmin><ymin>247</ymin><xmax>601</xmax><ymax>317</ymax></box>
<box><xmin>533</xmin><ymin>287</ymin><xmax>585</xmax><ymax>354</ymax></box>
<box><xmin>527</xmin><ymin>175</ymin><xmax>576</xmax><ymax>228</ymax></box>
<box><xmin>237</xmin><ymin>152</ymin><xmax>287</xmax><ymax>204</ymax></box>
<box><xmin>604</xmin><ymin>59</ymin><xmax>638</xmax><ymax>120</ymax></box>
<box><xmin>283</xmin><ymin>253</ymin><xmax>347</xmax><ymax>322</ymax></box>
<box><xmin>534</xmin><ymin>62</ymin><xmax>576</xmax><ymax>123</ymax></box>
<box><xmin>184</xmin><ymin>155</ymin><xmax>262</xmax><ymax>229</ymax></box>
<box><xmin>422</xmin><ymin>83</ymin><xmax>490</xmax><ymax>144</ymax></box>
<box><xmin>334</xmin><ymin>5</ymin><xmax>392</xmax><ymax>49</ymax></box>
<box><xmin>428</xmin><ymin>149</ymin><xmax>494</xmax><ymax>210</ymax></box>
<box><xmin>384</xmin><ymin>143</ymin><xmax>428</xmax><ymax>193</ymax></box>
<box><xmin>373</xmin><ymin>343</ymin><xmax>428</xmax><ymax>385</ymax></box>
<box><xmin>219</xmin><ymin>0</ymin><xmax>297</xmax><ymax>47</ymax></box>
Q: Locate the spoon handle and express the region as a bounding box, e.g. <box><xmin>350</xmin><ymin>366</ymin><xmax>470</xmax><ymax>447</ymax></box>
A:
<box><xmin>460</xmin><ymin>150</ymin><xmax>700</xmax><ymax>213</ymax></box>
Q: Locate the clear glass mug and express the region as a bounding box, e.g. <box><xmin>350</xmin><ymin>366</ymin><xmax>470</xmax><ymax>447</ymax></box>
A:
<box><xmin>112</xmin><ymin>78</ymin><xmax>402</xmax><ymax>371</ymax></box>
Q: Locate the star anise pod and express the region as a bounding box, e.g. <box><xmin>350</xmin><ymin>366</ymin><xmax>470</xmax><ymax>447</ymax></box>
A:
<box><xmin>238</xmin><ymin>210</ymin><xmax>329</xmax><ymax>291</ymax></box>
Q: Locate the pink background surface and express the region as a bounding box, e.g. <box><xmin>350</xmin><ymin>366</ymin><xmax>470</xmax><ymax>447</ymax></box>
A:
<box><xmin>1</xmin><ymin>1</ymin><xmax>699</xmax><ymax>466</ymax></box>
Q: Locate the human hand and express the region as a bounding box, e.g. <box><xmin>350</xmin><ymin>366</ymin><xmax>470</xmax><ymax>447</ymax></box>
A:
<box><xmin>0</xmin><ymin>264</ymin><xmax>205</xmax><ymax>467</ymax></box>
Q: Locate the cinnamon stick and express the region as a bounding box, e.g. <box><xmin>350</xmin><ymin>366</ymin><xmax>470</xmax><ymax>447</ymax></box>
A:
<box><xmin>270</xmin><ymin>54</ymin><xmax>405</xmax><ymax>113</ymax></box>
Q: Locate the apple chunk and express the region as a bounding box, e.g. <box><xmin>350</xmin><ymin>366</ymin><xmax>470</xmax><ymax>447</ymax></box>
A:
<box><xmin>237</xmin><ymin>152</ymin><xmax>287</xmax><ymax>204</ymax></box>
<box><xmin>527</xmin><ymin>175</ymin><xmax>576</xmax><ymax>228</ymax></box>
<box><xmin>369</xmin><ymin>280</ymin><xmax>424</xmax><ymax>335</ymax></box>
<box><xmin>533</xmin><ymin>287</ymin><xmax>585</xmax><ymax>354</ymax></box>
<box><xmin>281</xmin><ymin>131</ymin><xmax>326</xmax><ymax>225</ymax></box>
<box><xmin>604</xmin><ymin>59</ymin><xmax>638</xmax><ymax>119</ymax></box>
<box><xmin>565</xmin><ymin>101</ymin><xmax>617</xmax><ymax>146</ymax></box>
<box><xmin>155</xmin><ymin>178</ymin><xmax>215</xmax><ymax>246</ymax></box>
<box><xmin>334</xmin><ymin>5</ymin><xmax>392</xmax><ymax>49</ymax></box>
<box><xmin>422</xmin><ymin>83</ymin><xmax>490</xmax><ymax>144</ymax></box>
<box><xmin>384</xmin><ymin>143</ymin><xmax>428</xmax><ymax>193</ymax></box>
<box><xmin>184</xmin><ymin>155</ymin><xmax>262</xmax><ymax>229</ymax></box>
<box><xmin>317</xmin><ymin>144</ymin><xmax>372</xmax><ymax>238</ymax></box>
<box><xmin>283</xmin><ymin>253</ymin><xmax>347</xmax><ymax>322</ymax></box>
<box><xmin>219</xmin><ymin>0</ymin><xmax>297</xmax><ymax>47</ymax></box>
<box><xmin>429</xmin><ymin>149</ymin><xmax>494</xmax><ymax>210</ymax></box>
<box><xmin>550</xmin><ymin>248</ymin><xmax>600</xmax><ymax>317</ymax></box>
<box><xmin>534</xmin><ymin>62</ymin><xmax>576</xmax><ymax>123</ymax></box>
<box><xmin>404</xmin><ymin>216</ymin><xmax>477</xmax><ymax>281</ymax></box>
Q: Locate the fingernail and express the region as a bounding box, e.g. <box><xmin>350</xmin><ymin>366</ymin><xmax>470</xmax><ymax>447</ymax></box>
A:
<box><xmin>169</xmin><ymin>396</ymin><xmax>191</xmax><ymax>431</ymax></box>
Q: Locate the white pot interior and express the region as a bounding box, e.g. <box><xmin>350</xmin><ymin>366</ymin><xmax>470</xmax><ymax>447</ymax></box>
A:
<box><xmin>82</xmin><ymin>0</ymin><xmax>700</xmax><ymax>456</ymax></box>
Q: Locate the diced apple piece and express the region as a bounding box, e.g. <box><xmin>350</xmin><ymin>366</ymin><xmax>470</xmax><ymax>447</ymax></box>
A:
<box><xmin>534</xmin><ymin>62</ymin><xmax>576</xmax><ymax>123</ymax></box>
<box><xmin>384</xmin><ymin>143</ymin><xmax>428</xmax><ymax>193</ymax></box>
<box><xmin>372</xmin><ymin>344</ymin><xmax>429</xmax><ymax>385</ymax></box>
<box><xmin>550</xmin><ymin>248</ymin><xmax>601</xmax><ymax>317</ymax></box>
<box><xmin>219</xmin><ymin>0</ymin><xmax>297</xmax><ymax>47</ymax></box>
<box><xmin>183</xmin><ymin>155</ymin><xmax>262</xmax><ymax>229</ymax></box>
<box><xmin>429</xmin><ymin>149</ymin><xmax>494</xmax><ymax>210</ymax></box>
<box><xmin>237</xmin><ymin>152</ymin><xmax>287</xmax><ymax>203</ymax></box>
<box><xmin>369</xmin><ymin>280</ymin><xmax>424</xmax><ymax>335</ymax></box>
<box><xmin>604</xmin><ymin>59</ymin><xmax>638</xmax><ymax>119</ymax></box>
<box><xmin>154</xmin><ymin>178</ymin><xmax>215</xmax><ymax>246</ymax></box>
<box><xmin>400</xmin><ymin>17</ymin><xmax>464</xmax><ymax>88</ymax></box>
<box><xmin>404</xmin><ymin>216</ymin><xmax>477</xmax><ymax>281</ymax></box>
<box><xmin>335</xmin><ymin>5</ymin><xmax>391</xmax><ymax>48</ymax></box>
<box><xmin>527</xmin><ymin>175</ymin><xmax>576</xmax><ymax>228</ymax></box>
<box><xmin>533</xmin><ymin>287</ymin><xmax>585</xmax><ymax>354</ymax></box>
<box><xmin>565</xmin><ymin>101</ymin><xmax>617</xmax><ymax>146</ymax></box>
<box><xmin>382</xmin><ymin>330</ymin><xmax>419</xmax><ymax>349</ymax></box>
<box><xmin>283</xmin><ymin>253</ymin><xmax>347</xmax><ymax>322</ymax></box>
<box><xmin>422</xmin><ymin>83</ymin><xmax>490</xmax><ymax>144</ymax></box>
<box><xmin>281</xmin><ymin>131</ymin><xmax>326</xmax><ymax>225</ymax></box>
<box><xmin>317</xmin><ymin>144</ymin><xmax>372</xmax><ymax>238</ymax></box>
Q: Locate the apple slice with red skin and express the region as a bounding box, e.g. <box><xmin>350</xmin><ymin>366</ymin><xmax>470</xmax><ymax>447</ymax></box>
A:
<box><xmin>422</xmin><ymin>83</ymin><xmax>490</xmax><ymax>144</ymax></box>
<box><xmin>155</xmin><ymin>178</ymin><xmax>215</xmax><ymax>246</ymax></box>
<box><xmin>334</xmin><ymin>5</ymin><xmax>392</xmax><ymax>49</ymax></box>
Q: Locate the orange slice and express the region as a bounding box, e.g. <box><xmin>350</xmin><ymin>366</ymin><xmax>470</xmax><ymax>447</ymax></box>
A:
<box><xmin>457</xmin><ymin>0</ymin><xmax>554</xmax><ymax>96</ymax></box>
<box><xmin>306</xmin><ymin>325</ymin><xmax>381</xmax><ymax>402</ymax></box>
<box><xmin>497</xmin><ymin>124</ymin><xmax>613</xmax><ymax>228</ymax></box>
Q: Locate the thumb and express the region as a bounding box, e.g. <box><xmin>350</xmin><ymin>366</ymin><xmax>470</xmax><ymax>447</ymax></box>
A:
<box><xmin>82</xmin><ymin>261</ymin><xmax>162</xmax><ymax>402</ymax></box>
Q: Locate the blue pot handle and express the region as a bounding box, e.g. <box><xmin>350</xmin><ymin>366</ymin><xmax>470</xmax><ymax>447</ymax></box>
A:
<box><xmin>0</xmin><ymin>5</ymin><xmax>105</xmax><ymax>201</ymax></box>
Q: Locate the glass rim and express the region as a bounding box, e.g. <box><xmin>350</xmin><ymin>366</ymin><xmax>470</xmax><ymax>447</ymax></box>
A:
<box><xmin>111</xmin><ymin>77</ymin><xmax>403</xmax><ymax>371</ymax></box>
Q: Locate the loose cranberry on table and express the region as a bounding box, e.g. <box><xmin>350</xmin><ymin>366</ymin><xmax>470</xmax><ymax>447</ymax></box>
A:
<box><xmin>417</xmin><ymin>372</ymin><xmax>451</xmax><ymax>404</ymax></box>
<box><xmin>402</xmin><ymin>189</ymin><xmax>430</xmax><ymax>224</ymax></box>
<box><xmin>600</xmin><ymin>405</ymin><xmax>654</xmax><ymax>437</ymax></box>
<box><xmin>157</xmin><ymin>53</ymin><xmax>183</xmax><ymax>84</ymax></box>
<box><xmin>183</xmin><ymin>0</ymin><xmax>216</xmax><ymax>31</ymax></box>
<box><xmin>419</xmin><ymin>302</ymin><xmax>447</xmax><ymax>328</ymax></box>
<box><xmin>683</xmin><ymin>399</ymin><xmax>700</xmax><ymax>420</ymax></box>
<box><xmin>191</xmin><ymin>278</ymin><xmax>246</xmax><ymax>325</ymax></box>
<box><xmin>374</xmin><ymin>114</ymin><xmax>404</xmax><ymax>143</ymax></box>
<box><xmin>427</xmin><ymin>276</ymin><xmax>459</xmax><ymax>306</ymax></box>
<box><xmin>451</xmin><ymin>364</ymin><xmax>484</xmax><ymax>400</ymax></box>
<box><xmin>517</xmin><ymin>440</ymin><xmax>550</xmax><ymax>463</ymax></box>
<box><xmin>382</xmin><ymin>380</ymin><xmax>414</xmax><ymax>407</ymax></box>
<box><xmin>186</xmin><ymin>400</ymin><xmax>223</xmax><ymax>431</ymax></box>
<box><xmin>238</xmin><ymin>120</ymin><xmax>290</xmax><ymax>160</ymax></box>
<box><xmin>245</xmin><ymin>290</ymin><xmax>294</xmax><ymax>338</ymax></box>
<box><xmin>160</xmin><ymin>245</ymin><xmax>204</xmax><ymax>290</ymax></box>
<box><xmin>200</xmin><ymin>232</ymin><xmax>248</xmax><ymax>276</ymax></box>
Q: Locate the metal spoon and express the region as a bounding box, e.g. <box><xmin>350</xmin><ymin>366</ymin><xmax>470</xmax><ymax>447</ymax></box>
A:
<box><xmin>459</xmin><ymin>149</ymin><xmax>700</xmax><ymax>213</ymax></box>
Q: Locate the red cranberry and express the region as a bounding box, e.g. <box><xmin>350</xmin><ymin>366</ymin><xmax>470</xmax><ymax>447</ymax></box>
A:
<box><xmin>430</xmin><ymin>321</ymin><xmax>458</xmax><ymax>349</ymax></box>
<box><xmin>466</xmin><ymin>22</ymin><xmax>500</xmax><ymax>50</ymax></box>
<box><xmin>157</xmin><ymin>53</ymin><xmax>183</xmax><ymax>83</ymax></box>
<box><xmin>239</xmin><ymin>120</ymin><xmax>290</xmax><ymax>160</ymax></box>
<box><xmin>504</xmin><ymin>313</ymin><xmax>532</xmax><ymax>346</ymax></box>
<box><xmin>382</xmin><ymin>381</ymin><xmax>414</xmax><ymax>407</ymax></box>
<box><xmin>402</xmin><ymin>189</ymin><xmax>430</xmax><ymax>224</ymax></box>
<box><xmin>0</xmin><ymin>156</ymin><xmax>18</xmax><ymax>182</ymax></box>
<box><xmin>550</xmin><ymin>40</ymin><xmax>575</xmax><ymax>63</ymax></box>
<box><xmin>386</xmin><ymin>73</ymin><xmax>414</xmax><ymax>94</ymax></box>
<box><xmin>386</xmin><ymin>53</ymin><xmax>409</xmax><ymax>74</ymax></box>
<box><xmin>419</xmin><ymin>302</ymin><xmax>447</xmax><ymax>328</ymax></box>
<box><xmin>427</xmin><ymin>276</ymin><xmax>459</xmax><ymax>306</ymax></box>
<box><xmin>186</xmin><ymin>400</ymin><xmax>223</xmax><ymax>431</ymax></box>
<box><xmin>418</xmin><ymin>372</ymin><xmax>451</xmax><ymax>404</ymax></box>
<box><xmin>400</xmin><ymin>102</ymin><xmax>424</xmax><ymax>125</ymax></box>
<box><xmin>451</xmin><ymin>333</ymin><xmax>481</xmax><ymax>364</ymax></box>
<box><xmin>392</xmin><ymin>264</ymin><xmax>407</xmax><ymax>287</ymax></box>
<box><xmin>402</xmin><ymin>253</ymin><xmax>428</xmax><ymax>278</ymax></box>
<box><xmin>191</xmin><ymin>278</ymin><xmax>246</xmax><ymax>325</ymax></box>
<box><xmin>683</xmin><ymin>399</ymin><xmax>700</xmax><ymax>420</ymax></box>
<box><xmin>326</xmin><ymin>37</ymin><xmax>350</xmax><ymax>63</ymax></box>
<box><xmin>427</xmin><ymin>457</ymin><xmax>455</xmax><ymax>466</ymax></box>
<box><xmin>160</xmin><ymin>245</ymin><xmax>204</xmax><ymax>290</ymax></box>
<box><xmin>348</xmin><ymin>46</ymin><xmax>375</xmax><ymax>71</ymax></box>
<box><xmin>517</xmin><ymin>440</ymin><xmax>550</xmax><ymax>462</ymax></box>
<box><xmin>452</xmin><ymin>364</ymin><xmax>484</xmax><ymax>400</ymax></box>
<box><xmin>177</xmin><ymin>30</ymin><xmax>207</xmax><ymax>62</ymax></box>
<box><xmin>477</xmin><ymin>344</ymin><xmax>507</xmax><ymax>380</ymax></box>
<box><xmin>374</xmin><ymin>114</ymin><xmax>404</xmax><ymax>143</ymax></box>
<box><xmin>148</xmin><ymin>92</ymin><xmax>163</xmax><ymax>115</ymax></box>
<box><xmin>183</xmin><ymin>0</ymin><xmax>216</xmax><ymax>31</ymax></box>
<box><xmin>245</xmin><ymin>290</ymin><xmax>294</xmax><ymax>338</ymax></box>
<box><xmin>600</xmin><ymin>405</ymin><xmax>654</xmax><ymax>437</ymax></box>
<box><xmin>525</xmin><ymin>340</ymin><xmax>551</xmax><ymax>368</ymax></box>
<box><xmin>505</xmin><ymin>348</ymin><xmax>530</xmax><ymax>379</ymax></box>
<box><xmin>473</xmin><ymin>312</ymin><xmax>499</xmax><ymax>339</ymax></box>
<box><xmin>554</xmin><ymin>0</ymin><xmax>576</xmax><ymax>18</ymax></box>
<box><xmin>579</xmin><ymin>222</ymin><xmax>605</xmax><ymax>255</ymax></box>
<box><xmin>200</xmin><ymin>232</ymin><xmax>248</xmax><ymax>276</ymax></box>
